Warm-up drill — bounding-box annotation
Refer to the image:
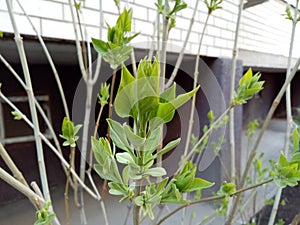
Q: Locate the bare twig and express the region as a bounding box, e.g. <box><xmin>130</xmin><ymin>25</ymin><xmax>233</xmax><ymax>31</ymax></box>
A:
<box><xmin>228</xmin><ymin>0</ymin><xmax>245</xmax><ymax>185</ymax></box>
<box><xmin>6</xmin><ymin>0</ymin><xmax>51</xmax><ymax>203</ymax></box>
<box><xmin>165</xmin><ymin>0</ymin><xmax>200</xmax><ymax>88</ymax></box>
<box><xmin>0</xmin><ymin>91</ymin><xmax>99</xmax><ymax>200</ymax></box>
<box><xmin>183</xmin><ymin>13</ymin><xmax>210</xmax><ymax>157</ymax></box>
<box><xmin>30</xmin><ymin>181</ymin><xmax>44</xmax><ymax>199</ymax></box>
<box><xmin>0</xmin><ymin>54</ymin><xmax>72</xmax><ymax>186</ymax></box>
<box><xmin>15</xmin><ymin>0</ymin><xmax>70</xmax><ymax>118</ymax></box>
<box><xmin>176</xmin><ymin>106</ymin><xmax>232</xmax><ymax>175</ymax></box>
<box><xmin>0</xmin><ymin>143</ymin><xmax>28</xmax><ymax>187</ymax></box>
<box><xmin>291</xmin><ymin>210</ymin><xmax>300</xmax><ymax>225</ymax></box>
<box><xmin>0</xmin><ymin>167</ymin><xmax>44</xmax><ymax>210</ymax></box>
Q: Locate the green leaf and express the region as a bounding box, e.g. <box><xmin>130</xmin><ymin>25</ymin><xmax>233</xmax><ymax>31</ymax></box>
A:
<box><xmin>107</xmin><ymin>119</ymin><xmax>133</xmax><ymax>154</ymax></box>
<box><xmin>122</xmin><ymin>165</ymin><xmax>130</xmax><ymax>184</ymax></box>
<box><xmin>170</xmin><ymin>85</ymin><xmax>200</xmax><ymax>109</ymax></box>
<box><xmin>92</xmin><ymin>137</ymin><xmax>113</xmax><ymax>164</ymax></box>
<box><xmin>233</xmin><ymin>69</ymin><xmax>264</xmax><ymax>105</ymax></box>
<box><xmin>160</xmin><ymin>83</ymin><xmax>176</xmax><ymax>103</ymax></box>
<box><xmin>239</xmin><ymin>68</ymin><xmax>252</xmax><ymax>87</ymax></box>
<box><xmin>279</xmin><ymin>153</ymin><xmax>289</xmax><ymax>167</ymax></box>
<box><xmin>11</xmin><ymin>110</ymin><xmax>22</xmax><ymax>120</ymax></box>
<box><xmin>143</xmin><ymin>127</ymin><xmax>161</xmax><ymax>154</ymax></box>
<box><xmin>117</xmin><ymin>8</ymin><xmax>133</xmax><ymax>32</ymax></box>
<box><xmin>183</xmin><ymin>178</ymin><xmax>214</xmax><ymax>192</ymax></box>
<box><xmin>116</xmin><ymin>152</ymin><xmax>136</xmax><ymax>165</ymax></box>
<box><xmin>124</xmin><ymin>124</ymin><xmax>146</xmax><ymax>148</ymax></box>
<box><xmin>102</xmin><ymin>45</ymin><xmax>133</xmax><ymax>69</ymax></box>
<box><xmin>98</xmin><ymin>82</ymin><xmax>110</xmax><ymax>106</ymax></box>
<box><xmin>91</xmin><ymin>38</ymin><xmax>109</xmax><ymax>54</ymax></box>
<box><xmin>0</xmin><ymin>32</ymin><xmax>3</xmax><ymax>38</ymax></box>
<box><xmin>217</xmin><ymin>181</ymin><xmax>236</xmax><ymax>196</ymax></box>
<box><xmin>156</xmin><ymin>102</ymin><xmax>176</xmax><ymax>123</ymax></box>
<box><xmin>60</xmin><ymin>117</ymin><xmax>82</xmax><ymax>148</ymax></box>
<box><xmin>114</xmin><ymin>65</ymin><xmax>136</xmax><ymax>118</ymax></box>
<box><xmin>155</xmin><ymin>138</ymin><xmax>181</xmax><ymax>158</ymax></box>
<box><xmin>143</xmin><ymin>167</ymin><xmax>166</xmax><ymax>177</ymax></box>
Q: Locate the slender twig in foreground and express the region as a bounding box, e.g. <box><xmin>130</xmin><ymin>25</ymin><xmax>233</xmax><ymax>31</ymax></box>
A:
<box><xmin>0</xmin><ymin>54</ymin><xmax>72</xmax><ymax>185</ymax></box>
<box><xmin>0</xmin><ymin>167</ymin><xmax>44</xmax><ymax>210</ymax></box>
<box><xmin>0</xmin><ymin>92</ymin><xmax>99</xmax><ymax>200</ymax></box>
<box><xmin>0</xmin><ymin>143</ymin><xmax>28</xmax><ymax>187</ymax></box>
<box><xmin>6</xmin><ymin>0</ymin><xmax>51</xmax><ymax>204</ymax></box>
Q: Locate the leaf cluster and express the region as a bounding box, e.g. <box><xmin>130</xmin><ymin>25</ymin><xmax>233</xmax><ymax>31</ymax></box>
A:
<box><xmin>98</xmin><ymin>82</ymin><xmax>110</xmax><ymax>106</ymax></box>
<box><xmin>115</xmin><ymin>57</ymin><xmax>200</xmax><ymax>133</ymax></box>
<box><xmin>215</xmin><ymin>181</ymin><xmax>235</xmax><ymax>216</ymax></box>
<box><xmin>232</xmin><ymin>68</ymin><xmax>265</xmax><ymax>106</ymax></box>
<box><xmin>284</xmin><ymin>5</ymin><xmax>300</xmax><ymax>21</ymax></box>
<box><xmin>59</xmin><ymin>117</ymin><xmax>82</xmax><ymax>148</ymax></box>
<box><xmin>134</xmin><ymin>162</ymin><xmax>213</xmax><ymax>219</ymax></box>
<box><xmin>204</xmin><ymin>0</ymin><xmax>223</xmax><ymax>14</ymax></box>
<box><xmin>92</xmin><ymin>58</ymin><xmax>213</xmax><ymax>220</ymax></box>
<box><xmin>271</xmin><ymin>153</ymin><xmax>300</xmax><ymax>188</ymax></box>
<box><xmin>11</xmin><ymin>110</ymin><xmax>23</xmax><ymax>120</ymax></box>
<box><xmin>155</xmin><ymin>0</ymin><xmax>187</xmax><ymax>31</ymax></box>
<box><xmin>92</xmin><ymin>8</ymin><xmax>139</xmax><ymax>69</ymax></box>
<box><xmin>34</xmin><ymin>201</ymin><xmax>55</xmax><ymax>225</ymax></box>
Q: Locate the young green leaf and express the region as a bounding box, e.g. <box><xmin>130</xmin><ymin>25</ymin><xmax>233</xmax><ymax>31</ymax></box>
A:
<box><xmin>11</xmin><ymin>111</ymin><xmax>22</xmax><ymax>120</ymax></box>
<box><xmin>116</xmin><ymin>152</ymin><xmax>136</xmax><ymax>165</ymax></box>
<box><xmin>98</xmin><ymin>82</ymin><xmax>110</xmax><ymax>106</ymax></box>
<box><xmin>107</xmin><ymin>119</ymin><xmax>133</xmax><ymax>154</ymax></box>
<box><xmin>59</xmin><ymin>117</ymin><xmax>82</xmax><ymax>148</ymax></box>
<box><xmin>155</xmin><ymin>138</ymin><xmax>181</xmax><ymax>158</ymax></box>
<box><xmin>123</xmin><ymin>124</ymin><xmax>146</xmax><ymax>149</ymax></box>
<box><xmin>143</xmin><ymin>167</ymin><xmax>167</xmax><ymax>177</ymax></box>
<box><xmin>114</xmin><ymin>65</ymin><xmax>136</xmax><ymax>118</ymax></box>
<box><xmin>233</xmin><ymin>68</ymin><xmax>264</xmax><ymax>105</ymax></box>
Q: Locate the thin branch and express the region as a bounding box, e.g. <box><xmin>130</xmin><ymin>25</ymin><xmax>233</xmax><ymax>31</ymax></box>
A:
<box><xmin>268</xmin><ymin>1</ymin><xmax>299</xmax><ymax>224</ymax></box>
<box><xmin>0</xmin><ymin>91</ymin><xmax>99</xmax><ymax>200</ymax></box>
<box><xmin>6</xmin><ymin>0</ymin><xmax>51</xmax><ymax>202</ymax></box>
<box><xmin>228</xmin><ymin>0</ymin><xmax>245</xmax><ymax>185</ymax></box>
<box><xmin>291</xmin><ymin>210</ymin><xmax>300</xmax><ymax>225</ymax></box>
<box><xmin>15</xmin><ymin>0</ymin><xmax>70</xmax><ymax>118</ymax></box>
<box><xmin>68</xmin><ymin>0</ymin><xmax>88</xmax><ymax>82</ymax></box>
<box><xmin>176</xmin><ymin>106</ymin><xmax>232</xmax><ymax>175</ymax></box>
<box><xmin>156</xmin><ymin>178</ymin><xmax>273</xmax><ymax>225</ymax></box>
<box><xmin>0</xmin><ymin>54</ymin><xmax>71</xmax><ymax>185</ymax></box>
<box><xmin>225</xmin><ymin>57</ymin><xmax>300</xmax><ymax>225</ymax></box>
<box><xmin>165</xmin><ymin>0</ymin><xmax>200</xmax><ymax>88</ymax></box>
<box><xmin>107</xmin><ymin>69</ymin><xmax>117</xmax><ymax>142</ymax></box>
<box><xmin>0</xmin><ymin>143</ymin><xmax>29</xmax><ymax>187</ymax></box>
<box><xmin>183</xmin><ymin>13</ymin><xmax>210</xmax><ymax>157</ymax></box>
<box><xmin>31</xmin><ymin>181</ymin><xmax>44</xmax><ymax>199</ymax></box>
<box><xmin>0</xmin><ymin>167</ymin><xmax>44</xmax><ymax>210</ymax></box>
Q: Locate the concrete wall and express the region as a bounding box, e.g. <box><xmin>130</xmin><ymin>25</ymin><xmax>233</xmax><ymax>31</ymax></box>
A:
<box><xmin>0</xmin><ymin>0</ymin><xmax>299</xmax><ymax>67</ymax></box>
